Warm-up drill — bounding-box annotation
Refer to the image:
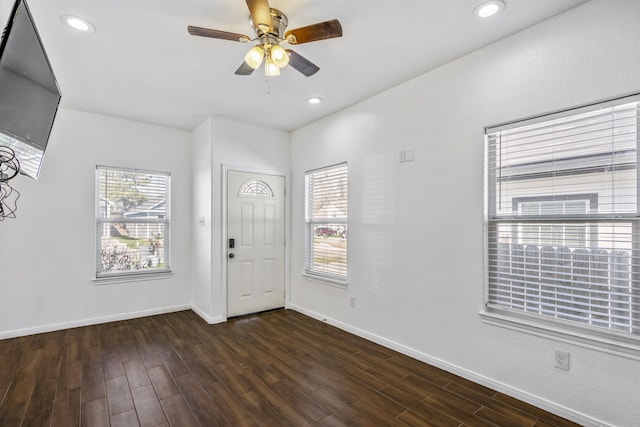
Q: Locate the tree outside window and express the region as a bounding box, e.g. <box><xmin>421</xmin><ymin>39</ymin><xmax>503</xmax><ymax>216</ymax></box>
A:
<box><xmin>96</xmin><ymin>166</ymin><xmax>171</xmax><ymax>277</ymax></box>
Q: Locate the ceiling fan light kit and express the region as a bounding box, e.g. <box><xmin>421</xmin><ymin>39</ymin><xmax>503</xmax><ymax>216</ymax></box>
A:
<box><xmin>188</xmin><ymin>0</ymin><xmax>342</xmax><ymax>78</ymax></box>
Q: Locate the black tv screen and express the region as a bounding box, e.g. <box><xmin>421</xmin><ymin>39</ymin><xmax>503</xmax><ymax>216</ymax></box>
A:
<box><xmin>0</xmin><ymin>0</ymin><xmax>60</xmax><ymax>180</ymax></box>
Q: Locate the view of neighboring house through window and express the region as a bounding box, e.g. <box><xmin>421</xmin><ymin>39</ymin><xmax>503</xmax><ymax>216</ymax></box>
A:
<box><xmin>514</xmin><ymin>194</ymin><xmax>596</xmax><ymax>248</ymax></box>
<box><xmin>486</xmin><ymin>94</ymin><xmax>640</xmax><ymax>337</ymax></box>
<box><xmin>96</xmin><ymin>166</ymin><xmax>171</xmax><ymax>278</ymax></box>
<box><xmin>305</xmin><ymin>163</ymin><xmax>348</xmax><ymax>283</ymax></box>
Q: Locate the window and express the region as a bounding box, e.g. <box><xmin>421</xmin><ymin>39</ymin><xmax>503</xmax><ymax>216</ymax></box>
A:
<box><xmin>96</xmin><ymin>166</ymin><xmax>171</xmax><ymax>278</ymax></box>
<box><xmin>514</xmin><ymin>194</ymin><xmax>597</xmax><ymax>248</ymax></box>
<box><xmin>305</xmin><ymin>163</ymin><xmax>348</xmax><ymax>283</ymax></box>
<box><xmin>239</xmin><ymin>179</ymin><xmax>274</xmax><ymax>197</ymax></box>
<box><xmin>486</xmin><ymin>94</ymin><xmax>640</xmax><ymax>338</ymax></box>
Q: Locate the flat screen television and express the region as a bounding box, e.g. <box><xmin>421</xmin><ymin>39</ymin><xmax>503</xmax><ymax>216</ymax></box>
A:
<box><xmin>0</xmin><ymin>0</ymin><xmax>60</xmax><ymax>180</ymax></box>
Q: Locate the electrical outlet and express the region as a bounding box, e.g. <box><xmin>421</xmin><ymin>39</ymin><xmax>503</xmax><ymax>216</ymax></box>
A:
<box><xmin>405</xmin><ymin>148</ymin><xmax>415</xmax><ymax>162</ymax></box>
<box><xmin>349</xmin><ymin>295</ymin><xmax>356</xmax><ymax>308</ymax></box>
<box><xmin>554</xmin><ymin>350</ymin><xmax>570</xmax><ymax>371</ymax></box>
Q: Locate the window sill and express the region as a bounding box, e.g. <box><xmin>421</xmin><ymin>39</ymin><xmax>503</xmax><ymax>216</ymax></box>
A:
<box><xmin>302</xmin><ymin>272</ymin><xmax>348</xmax><ymax>289</ymax></box>
<box><xmin>480</xmin><ymin>309</ymin><xmax>640</xmax><ymax>361</ymax></box>
<box><xmin>93</xmin><ymin>270</ymin><xmax>173</xmax><ymax>285</ymax></box>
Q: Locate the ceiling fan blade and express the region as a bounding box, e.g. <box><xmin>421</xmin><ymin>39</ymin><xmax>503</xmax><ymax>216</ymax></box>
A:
<box><xmin>188</xmin><ymin>26</ymin><xmax>250</xmax><ymax>42</ymax></box>
<box><xmin>285</xmin><ymin>19</ymin><xmax>342</xmax><ymax>44</ymax></box>
<box><xmin>246</xmin><ymin>0</ymin><xmax>272</xmax><ymax>33</ymax></box>
<box><xmin>235</xmin><ymin>61</ymin><xmax>256</xmax><ymax>76</ymax></box>
<box><xmin>286</xmin><ymin>50</ymin><xmax>320</xmax><ymax>77</ymax></box>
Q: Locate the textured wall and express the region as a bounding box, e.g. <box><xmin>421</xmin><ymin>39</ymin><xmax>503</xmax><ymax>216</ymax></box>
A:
<box><xmin>191</xmin><ymin>116</ymin><xmax>290</xmax><ymax>322</ymax></box>
<box><xmin>290</xmin><ymin>1</ymin><xmax>640</xmax><ymax>425</ymax></box>
<box><xmin>0</xmin><ymin>108</ymin><xmax>193</xmax><ymax>336</ymax></box>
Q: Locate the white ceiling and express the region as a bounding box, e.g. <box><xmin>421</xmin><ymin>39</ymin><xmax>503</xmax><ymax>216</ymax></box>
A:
<box><xmin>2</xmin><ymin>0</ymin><xmax>590</xmax><ymax>131</ymax></box>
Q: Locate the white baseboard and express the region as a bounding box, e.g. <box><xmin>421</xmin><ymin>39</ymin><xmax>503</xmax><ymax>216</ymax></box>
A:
<box><xmin>0</xmin><ymin>304</ymin><xmax>191</xmax><ymax>340</ymax></box>
<box><xmin>190</xmin><ymin>305</ymin><xmax>225</xmax><ymax>324</ymax></box>
<box><xmin>288</xmin><ymin>303</ymin><xmax>606</xmax><ymax>427</ymax></box>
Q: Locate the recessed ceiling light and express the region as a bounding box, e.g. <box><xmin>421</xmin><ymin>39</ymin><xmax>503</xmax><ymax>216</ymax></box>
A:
<box><xmin>473</xmin><ymin>1</ymin><xmax>505</xmax><ymax>18</ymax></box>
<box><xmin>60</xmin><ymin>14</ymin><xmax>95</xmax><ymax>32</ymax></box>
<box><xmin>307</xmin><ymin>97</ymin><xmax>323</xmax><ymax>105</ymax></box>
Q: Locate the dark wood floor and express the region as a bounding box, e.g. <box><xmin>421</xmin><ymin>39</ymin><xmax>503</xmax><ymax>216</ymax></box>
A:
<box><xmin>0</xmin><ymin>309</ymin><xmax>580</xmax><ymax>427</ymax></box>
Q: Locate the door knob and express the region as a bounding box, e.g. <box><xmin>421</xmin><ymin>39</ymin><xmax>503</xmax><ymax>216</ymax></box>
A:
<box><xmin>229</xmin><ymin>253</ymin><xmax>235</xmax><ymax>259</ymax></box>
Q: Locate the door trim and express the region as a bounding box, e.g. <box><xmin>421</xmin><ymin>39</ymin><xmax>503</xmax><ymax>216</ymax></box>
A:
<box><xmin>221</xmin><ymin>164</ymin><xmax>290</xmax><ymax>321</ymax></box>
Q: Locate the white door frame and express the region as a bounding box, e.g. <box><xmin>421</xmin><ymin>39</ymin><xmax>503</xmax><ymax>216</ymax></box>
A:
<box><xmin>221</xmin><ymin>164</ymin><xmax>290</xmax><ymax>321</ymax></box>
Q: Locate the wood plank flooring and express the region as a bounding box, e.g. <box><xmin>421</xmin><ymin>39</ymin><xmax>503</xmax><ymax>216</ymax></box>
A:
<box><xmin>0</xmin><ymin>309</ymin><xmax>581</xmax><ymax>426</ymax></box>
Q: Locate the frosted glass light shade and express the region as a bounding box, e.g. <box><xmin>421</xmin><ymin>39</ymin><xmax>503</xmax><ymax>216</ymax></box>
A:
<box><xmin>270</xmin><ymin>45</ymin><xmax>289</xmax><ymax>68</ymax></box>
<box><xmin>264</xmin><ymin>59</ymin><xmax>280</xmax><ymax>76</ymax></box>
<box><xmin>244</xmin><ymin>45</ymin><xmax>265</xmax><ymax>69</ymax></box>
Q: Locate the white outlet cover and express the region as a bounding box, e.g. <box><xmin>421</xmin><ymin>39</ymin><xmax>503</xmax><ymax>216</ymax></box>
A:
<box><xmin>406</xmin><ymin>148</ymin><xmax>415</xmax><ymax>162</ymax></box>
<box><xmin>554</xmin><ymin>350</ymin><xmax>570</xmax><ymax>371</ymax></box>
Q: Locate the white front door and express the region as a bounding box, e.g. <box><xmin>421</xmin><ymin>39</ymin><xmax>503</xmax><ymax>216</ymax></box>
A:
<box><xmin>227</xmin><ymin>170</ymin><xmax>285</xmax><ymax>317</ymax></box>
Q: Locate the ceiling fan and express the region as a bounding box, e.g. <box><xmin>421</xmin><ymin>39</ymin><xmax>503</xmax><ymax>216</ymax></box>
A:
<box><xmin>187</xmin><ymin>0</ymin><xmax>343</xmax><ymax>77</ymax></box>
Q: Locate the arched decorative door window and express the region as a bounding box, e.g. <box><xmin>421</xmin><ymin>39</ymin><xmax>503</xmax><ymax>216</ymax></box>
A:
<box><xmin>238</xmin><ymin>179</ymin><xmax>274</xmax><ymax>197</ymax></box>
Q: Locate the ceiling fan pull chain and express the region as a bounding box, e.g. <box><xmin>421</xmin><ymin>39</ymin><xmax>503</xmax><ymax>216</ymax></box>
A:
<box><xmin>264</xmin><ymin>76</ymin><xmax>272</xmax><ymax>95</ymax></box>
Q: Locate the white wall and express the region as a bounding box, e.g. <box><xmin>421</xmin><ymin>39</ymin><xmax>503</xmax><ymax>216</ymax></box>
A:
<box><xmin>0</xmin><ymin>108</ymin><xmax>193</xmax><ymax>337</ymax></box>
<box><xmin>289</xmin><ymin>1</ymin><xmax>640</xmax><ymax>425</ymax></box>
<box><xmin>191</xmin><ymin>117</ymin><xmax>214</xmax><ymax>319</ymax></box>
<box><xmin>191</xmin><ymin>116</ymin><xmax>290</xmax><ymax>322</ymax></box>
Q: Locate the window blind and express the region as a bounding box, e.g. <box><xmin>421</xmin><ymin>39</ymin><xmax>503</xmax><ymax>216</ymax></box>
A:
<box><xmin>486</xmin><ymin>94</ymin><xmax>640</xmax><ymax>336</ymax></box>
<box><xmin>96</xmin><ymin>166</ymin><xmax>171</xmax><ymax>277</ymax></box>
<box><xmin>305</xmin><ymin>163</ymin><xmax>348</xmax><ymax>280</ymax></box>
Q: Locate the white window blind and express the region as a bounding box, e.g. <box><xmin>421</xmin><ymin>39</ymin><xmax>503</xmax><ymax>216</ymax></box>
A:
<box><xmin>96</xmin><ymin>166</ymin><xmax>171</xmax><ymax>278</ymax></box>
<box><xmin>486</xmin><ymin>94</ymin><xmax>640</xmax><ymax>336</ymax></box>
<box><xmin>305</xmin><ymin>163</ymin><xmax>348</xmax><ymax>281</ymax></box>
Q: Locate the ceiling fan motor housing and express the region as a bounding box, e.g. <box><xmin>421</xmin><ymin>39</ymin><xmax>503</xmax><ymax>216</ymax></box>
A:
<box><xmin>250</xmin><ymin>8</ymin><xmax>288</xmax><ymax>39</ymax></box>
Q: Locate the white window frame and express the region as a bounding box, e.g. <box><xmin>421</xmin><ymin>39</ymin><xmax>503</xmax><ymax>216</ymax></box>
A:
<box><xmin>483</xmin><ymin>94</ymin><xmax>640</xmax><ymax>358</ymax></box>
<box><xmin>304</xmin><ymin>163</ymin><xmax>348</xmax><ymax>287</ymax></box>
<box><xmin>95</xmin><ymin>166</ymin><xmax>171</xmax><ymax>280</ymax></box>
